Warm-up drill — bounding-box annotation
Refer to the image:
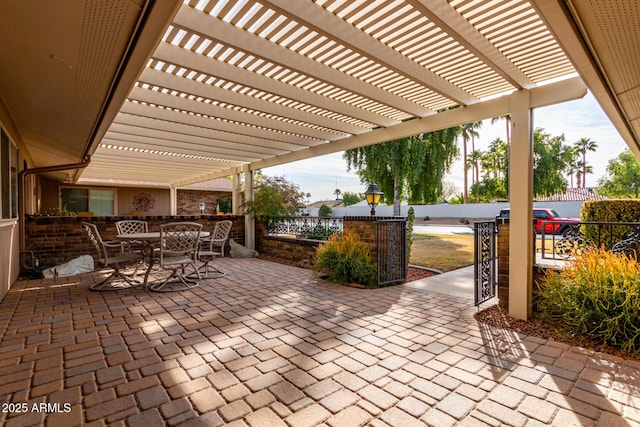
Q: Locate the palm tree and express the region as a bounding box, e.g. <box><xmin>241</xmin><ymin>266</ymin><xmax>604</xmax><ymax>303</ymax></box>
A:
<box><xmin>563</xmin><ymin>145</ymin><xmax>579</xmax><ymax>188</ymax></box>
<box><xmin>334</xmin><ymin>188</ymin><xmax>341</xmax><ymax>201</ymax></box>
<box><xmin>574</xmin><ymin>137</ymin><xmax>598</xmax><ymax>187</ymax></box>
<box><xmin>468</xmin><ymin>149</ymin><xmax>483</xmax><ymax>188</ymax></box>
<box><xmin>491</xmin><ymin>115</ymin><xmax>511</xmax><ymax>145</ymax></box>
<box><xmin>481</xmin><ymin>138</ymin><xmax>508</xmax><ymax>179</ymax></box>
<box><xmin>460</xmin><ymin>122</ymin><xmax>481</xmax><ymax>203</ymax></box>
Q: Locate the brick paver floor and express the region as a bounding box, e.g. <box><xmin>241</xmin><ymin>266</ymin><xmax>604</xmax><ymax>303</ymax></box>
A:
<box><xmin>0</xmin><ymin>258</ymin><xmax>639</xmax><ymax>426</ymax></box>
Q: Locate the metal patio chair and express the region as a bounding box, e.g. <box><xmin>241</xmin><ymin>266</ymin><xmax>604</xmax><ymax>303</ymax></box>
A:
<box><xmin>149</xmin><ymin>222</ymin><xmax>202</xmax><ymax>292</ymax></box>
<box><xmin>115</xmin><ymin>220</ymin><xmax>149</xmax><ymax>253</ymax></box>
<box><xmin>191</xmin><ymin>220</ymin><xmax>232</xmax><ymax>278</ymax></box>
<box><xmin>204</xmin><ymin>220</ymin><xmax>233</xmax><ymax>257</ymax></box>
<box><xmin>82</xmin><ymin>222</ymin><xmax>143</xmax><ymax>291</ymax></box>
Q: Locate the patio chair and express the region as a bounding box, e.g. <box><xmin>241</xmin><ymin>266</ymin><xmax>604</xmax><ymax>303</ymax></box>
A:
<box><xmin>192</xmin><ymin>235</ymin><xmax>226</xmax><ymax>280</ymax></box>
<box><xmin>82</xmin><ymin>222</ymin><xmax>143</xmax><ymax>291</ymax></box>
<box><xmin>115</xmin><ymin>220</ymin><xmax>149</xmax><ymax>254</ymax></box>
<box><xmin>190</xmin><ymin>220</ymin><xmax>232</xmax><ymax>279</ymax></box>
<box><xmin>149</xmin><ymin>222</ymin><xmax>202</xmax><ymax>292</ymax></box>
<box><xmin>204</xmin><ymin>220</ymin><xmax>233</xmax><ymax>257</ymax></box>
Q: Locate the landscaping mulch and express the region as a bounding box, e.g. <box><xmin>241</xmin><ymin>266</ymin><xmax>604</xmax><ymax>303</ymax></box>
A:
<box><xmin>475</xmin><ymin>304</ymin><xmax>640</xmax><ymax>362</ymax></box>
<box><xmin>405</xmin><ymin>266</ymin><xmax>438</xmax><ymax>281</ymax></box>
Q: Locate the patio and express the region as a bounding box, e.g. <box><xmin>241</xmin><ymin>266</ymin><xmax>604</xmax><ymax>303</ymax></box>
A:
<box><xmin>1</xmin><ymin>258</ymin><xmax>638</xmax><ymax>426</ymax></box>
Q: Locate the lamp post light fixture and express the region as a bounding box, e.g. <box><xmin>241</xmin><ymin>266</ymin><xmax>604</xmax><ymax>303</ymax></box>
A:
<box><xmin>364</xmin><ymin>182</ymin><xmax>383</xmax><ymax>216</ymax></box>
<box><xmin>199</xmin><ymin>202</ymin><xmax>206</xmax><ymax>215</ymax></box>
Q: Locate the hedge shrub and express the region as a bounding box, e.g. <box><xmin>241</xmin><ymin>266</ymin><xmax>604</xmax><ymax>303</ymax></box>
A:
<box><xmin>581</xmin><ymin>199</ymin><xmax>640</xmax><ymax>249</ymax></box>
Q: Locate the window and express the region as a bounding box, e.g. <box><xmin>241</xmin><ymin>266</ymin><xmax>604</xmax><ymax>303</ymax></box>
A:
<box><xmin>1</xmin><ymin>128</ymin><xmax>18</xmax><ymax>219</ymax></box>
<box><xmin>61</xmin><ymin>187</ymin><xmax>115</xmax><ymax>215</ymax></box>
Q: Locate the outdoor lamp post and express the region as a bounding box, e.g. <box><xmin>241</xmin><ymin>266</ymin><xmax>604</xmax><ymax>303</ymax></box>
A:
<box><xmin>364</xmin><ymin>182</ymin><xmax>383</xmax><ymax>216</ymax></box>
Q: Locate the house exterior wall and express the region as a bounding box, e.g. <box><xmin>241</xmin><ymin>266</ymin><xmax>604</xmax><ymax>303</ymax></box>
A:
<box><xmin>0</xmin><ymin>222</ymin><xmax>19</xmax><ymax>301</ymax></box>
<box><xmin>0</xmin><ymin>97</ymin><xmax>29</xmax><ymax>303</ymax></box>
<box><xmin>37</xmin><ymin>183</ymin><xmax>232</xmax><ymax>217</ymax></box>
<box><xmin>176</xmin><ymin>190</ymin><xmax>231</xmax><ymax>215</ymax></box>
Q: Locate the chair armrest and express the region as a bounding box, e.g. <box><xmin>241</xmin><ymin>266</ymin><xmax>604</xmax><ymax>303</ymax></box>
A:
<box><xmin>104</xmin><ymin>240</ymin><xmax>129</xmax><ymax>253</ymax></box>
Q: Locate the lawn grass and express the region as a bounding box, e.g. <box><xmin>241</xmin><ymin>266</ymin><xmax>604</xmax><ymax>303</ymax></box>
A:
<box><xmin>409</xmin><ymin>232</ymin><xmax>561</xmax><ymax>272</ymax></box>
<box><xmin>410</xmin><ymin>233</ymin><xmax>475</xmax><ymax>272</ymax></box>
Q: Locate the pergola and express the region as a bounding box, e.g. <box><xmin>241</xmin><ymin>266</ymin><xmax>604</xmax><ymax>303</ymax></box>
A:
<box><xmin>1</xmin><ymin>0</ymin><xmax>639</xmax><ymax>319</ymax></box>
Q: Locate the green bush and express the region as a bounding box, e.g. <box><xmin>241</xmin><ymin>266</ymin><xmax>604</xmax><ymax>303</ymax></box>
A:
<box><xmin>581</xmin><ymin>199</ymin><xmax>640</xmax><ymax>249</ymax></box>
<box><xmin>538</xmin><ymin>247</ymin><xmax>640</xmax><ymax>353</ymax></box>
<box><xmin>406</xmin><ymin>207</ymin><xmax>414</xmax><ymax>271</ymax></box>
<box><xmin>318</xmin><ymin>204</ymin><xmax>332</xmax><ymax>217</ymax></box>
<box><xmin>314</xmin><ymin>230</ymin><xmax>376</xmax><ymax>287</ymax></box>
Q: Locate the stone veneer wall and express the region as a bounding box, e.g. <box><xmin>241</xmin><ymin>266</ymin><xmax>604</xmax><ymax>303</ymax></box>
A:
<box><xmin>24</xmin><ymin>215</ymin><xmax>245</xmax><ymax>268</ymax></box>
<box><xmin>176</xmin><ymin>190</ymin><xmax>231</xmax><ymax>215</ymax></box>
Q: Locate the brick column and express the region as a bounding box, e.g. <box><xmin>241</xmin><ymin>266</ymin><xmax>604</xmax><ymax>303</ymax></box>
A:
<box><xmin>497</xmin><ymin>218</ymin><xmax>509</xmax><ymax>309</ymax></box>
<box><xmin>496</xmin><ymin>218</ymin><xmax>537</xmax><ymax>312</ymax></box>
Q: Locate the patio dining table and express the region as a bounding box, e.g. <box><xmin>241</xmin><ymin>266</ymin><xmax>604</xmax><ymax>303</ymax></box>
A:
<box><xmin>117</xmin><ymin>231</ymin><xmax>209</xmax><ymax>288</ymax></box>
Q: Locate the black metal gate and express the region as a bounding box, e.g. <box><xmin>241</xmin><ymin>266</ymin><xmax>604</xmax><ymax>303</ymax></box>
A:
<box><xmin>376</xmin><ymin>219</ymin><xmax>406</xmax><ymax>285</ymax></box>
<box><xmin>474</xmin><ymin>221</ymin><xmax>497</xmax><ymax>306</ymax></box>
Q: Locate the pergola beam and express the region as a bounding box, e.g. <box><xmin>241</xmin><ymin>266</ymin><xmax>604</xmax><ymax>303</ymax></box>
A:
<box><xmin>250</xmin><ymin>77</ymin><xmax>586</xmax><ymax>171</ymax></box>
<box><xmin>138</xmin><ymin>68</ymin><xmax>364</xmax><ymax>136</ymax></box>
<box><xmin>409</xmin><ymin>0</ymin><xmax>534</xmax><ymax>89</ymax></box>
<box><xmin>261</xmin><ymin>0</ymin><xmax>478</xmax><ymax>106</ymax></box>
<box><xmin>127</xmin><ymin>85</ymin><xmax>340</xmax><ymax>142</ymax></box>
<box><xmin>153</xmin><ymin>43</ymin><xmax>397</xmax><ymax>128</ymax></box>
<box><xmin>173</xmin><ymin>5</ymin><xmax>433</xmax><ymax>118</ymax></box>
<box><xmin>171</xmin><ymin>76</ymin><xmax>586</xmax><ymax>187</ymax></box>
<box><xmin>119</xmin><ymin>100</ymin><xmax>322</xmax><ymax>147</ymax></box>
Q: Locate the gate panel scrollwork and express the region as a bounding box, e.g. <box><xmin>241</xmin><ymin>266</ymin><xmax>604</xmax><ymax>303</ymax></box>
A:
<box><xmin>474</xmin><ymin>221</ymin><xmax>497</xmax><ymax>306</ymax></box>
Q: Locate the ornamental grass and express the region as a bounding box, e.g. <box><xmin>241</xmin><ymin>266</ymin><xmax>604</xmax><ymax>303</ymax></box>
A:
<box><xmin>538</xmin><ymin>247</ymin><xmax>640</xmax><ymax>353</ymax></box>
<box><xmin>313</xmin><ymin>230</ymin><xmax>376</xmax><ymax>287</ymax></box>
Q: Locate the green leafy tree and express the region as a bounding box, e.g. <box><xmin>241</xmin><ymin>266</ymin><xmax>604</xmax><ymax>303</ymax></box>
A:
<box><xmin>533</xmin><ymin>128</ymin><xmax>570</xmax><ymax>197</ymax></box>
<box><xmin>471</xmin><ymin>128</ymin><xmax>570</xmax><ymax>200</ymax></box>
<box><xmin>598</xmin><ymin>150</ymin><xmax>640</xmax><ymax>198</ymax></box>
<box><xmin>470</xmin><ymin>177</ymin><xmax>508</xmax><ymax>202</ymax></box>
<box><xmin>344</xmin><ymin>127</ymin><xmax>460</xmax><ymax>215</ymax></box>
<box><xmin>481</xmin><ymin>138</ymin><xmax>508</xmax><ymax>180</ymax></box>
<box><xmin>242</xmin><ymin>175</ymin><xmax>304</xmax><ymax>219</ymax></box>
<box><xmin>341</xmin><ymin>191</ymin><xmax>364</xmax><ymax>206</ymax></box>
<box><xmin>574</xmin><ymin>137</ymin><xmax>598</xmax><ymax>187</ymax></box>
<box><xmin>318</xmin><ymin>204</ymin><xmax>332</xmax><ymax>217</ymax></box>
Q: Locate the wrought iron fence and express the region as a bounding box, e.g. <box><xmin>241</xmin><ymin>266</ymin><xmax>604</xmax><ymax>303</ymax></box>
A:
<box><xmin>266</xmin><ymin>217</ymin><xmax>343</xmax><ymax>240</ymax></box>
<box><xmin>540</xmin><ymin>220</ymin><xmax>640</xmax><ymax>259</ymax></box>
<box><xmin>377</xmin><ymin>219</ymin><xmax>406</xmax><ymax>286</ymax></box>
<box><xmin>474</xmin><ymin>221</ymin><xmax>497</xmax><ymax>306</ymax></box>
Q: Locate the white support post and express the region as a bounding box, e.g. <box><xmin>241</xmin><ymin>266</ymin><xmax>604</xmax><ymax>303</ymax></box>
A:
<box><xmin>170</xmin><ymin>186</ymin><xmax>177</xmax><ymax>216</ymax></box>
<box><xmin>232</xmin><ymin>168</ymin><xmax>242</xmax><ymax>216</ymax></box>
<box><xmin>243</xmin><ymin>165</ymin><xmax>255</xmax><ymax>250</ymax></box>
<box><xmin>508</xmin><ymin>90</ymin><xmax>534</xmax><ymax>320</ymax></box>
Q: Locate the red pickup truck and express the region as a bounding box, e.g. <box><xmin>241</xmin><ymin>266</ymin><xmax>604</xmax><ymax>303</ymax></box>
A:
<box><xmin>496</xmin><ymin>208</ymin><xmax>579</xmax><ymax>234</ymax></box>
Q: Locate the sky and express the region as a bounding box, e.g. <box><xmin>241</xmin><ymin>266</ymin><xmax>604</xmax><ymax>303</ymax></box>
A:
<box><xmin>264</xmin><ymin>91</ymin><xmax>629</xmax><ymax>202</ymax></box>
